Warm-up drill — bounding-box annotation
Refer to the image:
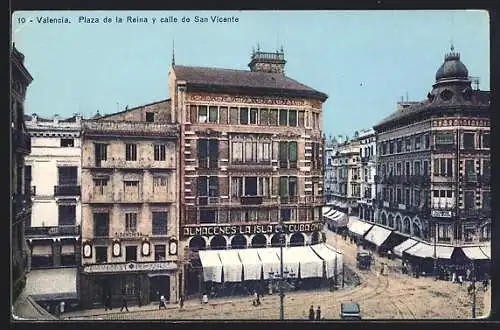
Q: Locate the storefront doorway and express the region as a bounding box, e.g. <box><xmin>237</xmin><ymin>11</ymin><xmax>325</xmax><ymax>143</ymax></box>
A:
<box><xmin>149</xmin><ymin>275</ymin><xmax>170</xmax><ymax>302</ymax></box>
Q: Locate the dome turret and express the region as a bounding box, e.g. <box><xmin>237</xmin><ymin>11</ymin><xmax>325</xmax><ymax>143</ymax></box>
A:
<box><xmin>435</xmin><ymin>46</ymin><xmax>469</xmax><ymax>82</ymax></box>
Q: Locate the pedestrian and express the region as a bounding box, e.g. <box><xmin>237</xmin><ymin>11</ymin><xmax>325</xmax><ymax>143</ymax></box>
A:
<box><xmin>179</xmin><ymin>295</ymin><xmax>184</xmax><ymax>309</ymax></box>
<box><xmin>120</xmin><ymin>296</ymin><xmax>129</xmax><ymax>312</ymax></box>
<box><xmin>466</xmin><ymin>268</ymin><xmax>471</xmax><ymax>281</ymax></box>
<box><xmin>59</xmin><ymin>301</ymin><xmax>65</xmax><ymax>314</ymax></box>
<box><xmin>202</xmin><ymin>293</ymin><xmax>209</xmax><ymax>304</ymax></box>
<box><xmin>253</xmin><ymin>291</ymin><xmax>261</xmax><ymax>306</ymax></box>
<box><xmin>482</xmin><ymin>279</ymin><xmax>488</xmax><ymax>291</ymax></box>
<box><xmin>316</xmin><ymin>306</ymin><xmax>321</xmax><ymax>320</ymax></box>
<box><xmin>380</xmin><ymin>262</ymin><xmax>385</xmax><ymax>276</ymax></box>
<box><xmin>309</xmin><ymin>305</ymin><xmax>315</xmax><ymax>320</ymax></box>
<box><xmin>452</xmin><ymin>272</ymin><xmax>457</xmax><ymax>283</ymax></box>
<box><xmin>159</xmin><ymin>294</ymin><xmax>167</xmax><ymax>310</ymax></box>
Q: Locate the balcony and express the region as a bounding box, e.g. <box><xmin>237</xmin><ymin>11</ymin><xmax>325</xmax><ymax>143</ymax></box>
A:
<box><xmin>398</xmin><ymin>203</ymin><xmax>406</xmax><ymax>210</ymax></box>
<box><xmin>198</xmin><ymin>196</ymin><xmax>221</xmax><ymax>205</ymax></box>
<box><xmin>478</xmin><ymin>174</ymin><xmax>491</xmax><ymax>185</ymax></box>
<box><xmin>87</xmin><ymin>189</ymin><xmax>114</xmax><ymax>203</ymax></box>
<box><xmin>13</xmin><ymin>129</ymin><xmax>31</xmax><ymax>154</ymax></box>
<box><xmin>227</xmin><ymin>161</ymin><xmax>273</xmax><ymax>171</ymax></box>
<box><xmin>432</xmin><ymin>144</ymin><xmax>457</xmax><ymax>153</ymax></box>
<box><xmin>145</xmin><ymin>190</ymin><xmax>175</xmax><ymax>203</ymax></box>
<box><xmin>25</xmin><ymin>225</ymin><xmax>80</xmax><ymax>237</ymax></box>
<box><xmin>54</xmin><ymin>185</ymin><xmax>81</xmax><ymax>196</ymax></box>
<box><xmin>116</xmin><ymin>191</ymin><xmax>142</xmax><ymax>203</ymax></box>
<box><xmin>240</xmin><ymin>196</ymin><xmax>263</xmax><ymax>205</ymax></box>
<box><xmin>280</xmin><ymin>196</ymin><xmax>299</xmax><ymax>204</ymax></box>
<box><xmin>302</xmin><ymin>195</ymin><xmax>325</xmax><ymax>204</ymax></box>
<box><xmin>82</xmin><ymin>120</ymin><xmax>178</xmax><ymax>137</ymax></box>
<box><xmin>463</xmin><ymin>174</ymin><xmax>478</xmax><ymax>184</ymax></box>
<box><xmin>460</xmin><ymin>208</ymin><xmax>491</xmax><ymax>219</ymax></box>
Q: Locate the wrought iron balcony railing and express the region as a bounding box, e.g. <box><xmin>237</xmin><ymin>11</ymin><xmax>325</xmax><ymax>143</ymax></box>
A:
<box><xmin>54</xmin><ymin>185</ymin><xmax>81</xmax><ymax>196</ymax></box>
<box><xmin>25</xmin><ymin>225</ymin><xmax>80</xmax><ymax>236</ymax></box>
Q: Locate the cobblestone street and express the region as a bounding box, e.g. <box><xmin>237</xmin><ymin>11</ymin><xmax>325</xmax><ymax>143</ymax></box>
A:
<box><xmin>62</xmin><ymin>227</ymin><xmax>488</xmax><ymax>320</ymax></box>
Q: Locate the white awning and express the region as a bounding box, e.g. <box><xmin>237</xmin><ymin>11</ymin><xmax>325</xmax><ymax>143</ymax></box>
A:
<box><xmin>347</xmin><ymin>218</ymin><xmax>373</xmax><ymax>237</ymax></box>
<box><xmin>364</xmin><ymin>226</ymin><xmax>392</xmax><ymax>247</ymax></box>
<box><xmin>218</xmin><ymin>250</ymin><xmax>243</xmax><ymax>282</ymax></box>
<box><xmin>311</xmin><ymin>243</ymin><xmax>343</xmax><ymax>278</ymax></box>
<box><xmin>237</xmin><ymin>248</ymin><xmax>262</xmax><ymax>281</ymax></box>
<box><xmin>198</xmin><ymin>250</ymin><xmax>223</xmax><ymax>283</ymax></box>
<box><xmin>25</xmin><ymin>267</ymin><xmax>77</xmax><ymax>300</ymax></box>
<box><xmin>290</xmin><ymin>246</ymin><xmax>323</xmax><ymax>279</ymax></box>
<box><xmin>462</xmin><ymin>247</ymin><xmax>489</xmax><ymax>260</ymax></box>
<box><xmin>61</xmin><ymin>245</ymin><xmax>75</xmax><ymax>255</ymax></box>
<box><xmin>393</xmin><ymin>239</ymin><xmax>419</xmax><ymax>257</ymax></box>
<box><xmin>256</xmin><ymin>248</ymin><xmax>281</xmax><ymax>279</ymax></box>
<box><xmin>280</xmin><ymin>248</ymin><xmax>300</xmax><ymax>276</ymax></box>
<box><xmin>405</xmin><ymin>243</ymin><xmax>454</xmax><ymax>259</ymax></box>
<box><xmin>32</xmin><ymin>245</ymin><xmax>52</xmax><ymax>257</ymax></box>
<box><xmin>480</xmin><ymin>244</ymin><xmax>491</xmax><ymax>259</ymax></box>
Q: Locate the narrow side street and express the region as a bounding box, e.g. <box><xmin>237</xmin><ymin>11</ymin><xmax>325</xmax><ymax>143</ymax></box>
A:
<box><xmin>62</xmin><ymin>225</ymin><xmax>486</xmax><ymax>320</ymax></box>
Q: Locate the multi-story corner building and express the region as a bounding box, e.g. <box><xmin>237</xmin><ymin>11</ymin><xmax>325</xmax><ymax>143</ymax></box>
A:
<box><xmin>330</xmin><ymin>137</ymin><xmax>361</xmax><ymax>217</ymax></box>
<box><xmin>169</xmin><ymin>49</ymin><xmax>328</xmax><ymax>296</ymax></box>
<box><xmin>79</xmin><ymin>99</ymin><xmax>181</xmax><ymax>308</ymax></box>
<box><xmin>24</xmin><ymin>114</ymin><xmax>82</xmax><ymax>271</ymax></box>
<box><xmin>356</xmin><ymin>129</ymin><xmax>377</xmax><ymax>222</ymax></box>
<box><xmin>11</xmin><ymin>43</ymin><xmax>33</xmax><ymax>302</ymax></box>
<box><xmin>373</xmin><ymin>49</ymin><xmax>490</xmax><ymax>253</ymax></box>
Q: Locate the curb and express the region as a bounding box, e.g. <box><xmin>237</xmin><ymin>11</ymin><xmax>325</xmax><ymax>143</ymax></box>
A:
<box><xmin>64</xmin><ymin>300</ymin><xmax>240</xmax><ymax>319</ymax></box>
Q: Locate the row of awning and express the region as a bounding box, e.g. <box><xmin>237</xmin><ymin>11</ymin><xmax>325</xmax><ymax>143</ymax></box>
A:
<box><xmin>322</xmin><ymin>206</ymin><xmax>348</xmax><ymax>228</ymax></box>
<box><xmin>394</xmin><ymin>239</ymin><xmax>490</xmax><ymax>261</ymax></box>
<box><xmin>346</xmin><ymin>217</ymin><xmax>491</xmax><ymax>261</ymax></box>
<box><xmin>198</xmin><ymin>244</ymin><xmax>343</xmax><ymax>283</ymax></box>
<box><xmin>31</xmin><ymin>245</ymin><xmax>75</xmax><ymax>257</ymax></box>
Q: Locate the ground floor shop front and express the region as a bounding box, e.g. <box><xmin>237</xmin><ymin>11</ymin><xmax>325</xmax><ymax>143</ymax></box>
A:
<box><xmin>79</xmin><ymin>262</ymin><xmax>179</xmax><ymax>309</ymax></box>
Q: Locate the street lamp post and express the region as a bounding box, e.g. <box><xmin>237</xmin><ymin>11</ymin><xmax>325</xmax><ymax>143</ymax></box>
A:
<box><xmin>279</xmin><ymin>228</ymin><xmax>285</xmax><ymax>320</ymax></box>
<box><xmin>471</xmin><ymin>261</ymin><xmax>476</xmax><ymax>318</ymax></box>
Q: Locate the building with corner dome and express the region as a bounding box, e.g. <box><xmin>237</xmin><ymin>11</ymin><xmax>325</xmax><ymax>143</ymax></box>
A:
<box><xmin>372</xmin><ymin>47</ymin><xmax>490</xmax><ymax>272</ymax></box>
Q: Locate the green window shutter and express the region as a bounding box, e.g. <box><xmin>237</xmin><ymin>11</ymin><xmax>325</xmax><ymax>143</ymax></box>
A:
<box><xmin>279</xmin><ymin>177</ymin><xmax>288</xmax><ymax>197</ymax></box>
<box><xmin>279</xmin><ymin>142</ymin><xmax>288</xmax><ymax>161</ymax></box>
<box><xmin>289</xmin><ymin>142</ymin><xmax>298</xmax><ymax>162</ymax></box>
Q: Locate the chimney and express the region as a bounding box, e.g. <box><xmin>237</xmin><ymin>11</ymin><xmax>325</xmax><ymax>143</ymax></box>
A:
<box><xmin>32</xmin><ymin>113</ymin><xmax>38</xmax><ymax>123</ymax></box>
<box><xmin>75</xmin><ymin>113</ymin><xmax>82</xmax><ymax>125</ymax></box>
<box><xmin>53</xmin><ymin>114</ymin><xmax>60</xmax><ymax>124</ymax></box>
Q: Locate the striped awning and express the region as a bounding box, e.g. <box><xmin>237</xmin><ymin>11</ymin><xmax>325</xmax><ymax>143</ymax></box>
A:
<box><xmin>32</xmin><ymin>245</ymin><xmax>52</xmax><ymax>257</ymax></box>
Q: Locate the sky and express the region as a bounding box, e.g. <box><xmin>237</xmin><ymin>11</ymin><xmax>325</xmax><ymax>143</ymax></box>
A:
<box><xmin>12</xmin><ymin>10</ymin><xmax>490</xmax><ymax>138</ymax></box>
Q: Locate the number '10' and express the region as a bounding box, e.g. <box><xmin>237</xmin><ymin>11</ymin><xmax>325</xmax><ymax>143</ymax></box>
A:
<box><xmin>17</xmin><ymin>17</ymin><xmax>26</xmax><ymax>23</ymax></box>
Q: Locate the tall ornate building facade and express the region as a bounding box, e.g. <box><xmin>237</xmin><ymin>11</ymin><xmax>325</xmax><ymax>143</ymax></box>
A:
<box><xmin>373</xmin><ymin>49</ymin><xmax>490</xmax><ymax>251</ymax></box>
<box><xmin>11</xmin><ymin>43</ymin><xmax>33</xmax><ymax>302</ymax></box>
<box><xmin>170</xmin><ymin>49</ymin><xmax>328</xmax><ymax>296</ymax></box>
<box><xmin>329</xmin><ymin>137</ymin><xmax>361</xmax><ymax>217</ymax></box>
<box><xmin>356</xmin><ymin>129</ymin><xmax>377</xmax><ymax>222</ymax></box>
<box><xmin>25</xmin><ymin>114</ymin><xmax>82</xmax><ymax>270</ymax></box>
<box><xmin>79</xmin><ymin>100</ymin><xmax>181</xmax><ymax>308</ymax></box>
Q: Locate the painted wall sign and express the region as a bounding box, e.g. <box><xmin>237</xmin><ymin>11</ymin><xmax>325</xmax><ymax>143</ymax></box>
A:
<box><xmin>189</xmin><ymin>94</ymin><xmax>306</xmax><ymax>107</ymax></box>
<box><xmin>431</xmin><ymin>210</ymin><xmax>453</xmax><ymax>218</ymax></box>
<box><xmin>182</xmin><ymin>222</ymin><xmax>323</xmax><ymax>238</ymax></box>
<box><xmin>82</xmin><ymin>261</ymin><xmax>177</xmax><ymax>274</ymax></box>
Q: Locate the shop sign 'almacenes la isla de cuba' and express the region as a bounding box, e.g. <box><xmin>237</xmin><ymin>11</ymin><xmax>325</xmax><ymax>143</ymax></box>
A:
<box><xmin>182</xmin><ymin>222</ymin><xmax>324</xmax><ymax>238</ymax></box>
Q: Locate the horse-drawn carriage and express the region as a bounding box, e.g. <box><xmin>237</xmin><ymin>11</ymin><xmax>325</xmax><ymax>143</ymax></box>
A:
<box><xmin>356</xmin><ymin>251</ymin><xmax>373</xmax><ymax>270</ymax></box>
